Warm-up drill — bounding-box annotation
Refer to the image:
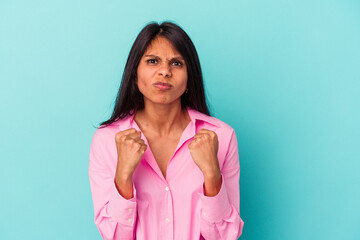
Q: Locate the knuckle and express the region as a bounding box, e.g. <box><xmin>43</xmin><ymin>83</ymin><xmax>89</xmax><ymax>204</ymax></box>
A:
<box><xmin>120</xmin><ymin>135</ymin><xmax>127</xmax><ymax>142</ymax></box>
<box><xmin>134</xmin><ymin>142</ymin><xmax>141</xmax><ymax>149</ymax></box>
<box><xmin>115</xmin><ymin>134</ymin><xmax>121</xmax><ymax>142</ymax></box>
<box><xmin>115</xmin><ymin>132</ymin><xmax>124</xmax><ymax>141</ymax></box>
<box><xmin>115</xmin><ymin>135</ymin><xmax>124</xmax><ymax>143</ymax></box>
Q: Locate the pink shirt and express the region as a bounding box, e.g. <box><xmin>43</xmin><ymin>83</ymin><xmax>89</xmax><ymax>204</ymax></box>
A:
<box><xmin>89</xmin><ymin>107</ymin><xmax>244</xmax><ymax>239</ymax></box>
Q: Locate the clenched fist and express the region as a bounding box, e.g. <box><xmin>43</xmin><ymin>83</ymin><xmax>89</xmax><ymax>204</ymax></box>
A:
<box><xmin>188</xmin><ymin>129</ymin><xmax>221</xmax><ymax>178</ymax></box>
<box><xmin>115</xmin><ymin>128</ymin><xmax>147</xmax><ymax>180</ymax></box>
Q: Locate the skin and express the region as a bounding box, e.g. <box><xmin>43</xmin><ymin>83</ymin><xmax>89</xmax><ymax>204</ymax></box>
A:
<box><xmin>114</xmin><ymin>36</ymin><xmax>222</xmax><ymax>199</ymax></box>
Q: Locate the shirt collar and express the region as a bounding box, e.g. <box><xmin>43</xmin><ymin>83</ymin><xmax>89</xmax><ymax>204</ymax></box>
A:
<box><xmin>127</xmin><ymin>106</ymin><xmax>219</xmax><ymax>128</ymax></box>
<box><xmin>185</xmin><ymin>107</ymin><xmax>219</xmax><ymax>128</ymax></box>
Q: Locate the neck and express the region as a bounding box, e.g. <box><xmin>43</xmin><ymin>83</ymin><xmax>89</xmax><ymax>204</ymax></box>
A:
<box><xmin>134</xmin><ymin>101</ymin><xmax>190</xmax><ymax>137</ymax></box>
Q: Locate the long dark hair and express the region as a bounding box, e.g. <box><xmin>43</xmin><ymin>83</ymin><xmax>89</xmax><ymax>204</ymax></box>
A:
<box><xmin>98</xmin><ymin>21</ymin><xmax>210</xmax><ymax>128</ymax></box>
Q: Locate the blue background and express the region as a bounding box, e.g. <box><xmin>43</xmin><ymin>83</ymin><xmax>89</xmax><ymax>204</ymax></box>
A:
<box><xmin>1</xmin><ymin>0</ymin><xmax>359</xmax><ymax>239</ymax></box>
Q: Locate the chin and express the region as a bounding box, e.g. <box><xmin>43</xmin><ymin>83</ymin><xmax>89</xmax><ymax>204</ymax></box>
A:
<box><xmin>146</xmin><ymin>96</ymin><xmax>180</xmax><ymax>106</ymax></box>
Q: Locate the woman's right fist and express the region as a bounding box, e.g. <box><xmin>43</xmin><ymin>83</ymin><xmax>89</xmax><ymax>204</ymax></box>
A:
<box><xmin>115</xmin><ymin>128</ymin><xmax>147</xmax><ymax>178</ymax></box>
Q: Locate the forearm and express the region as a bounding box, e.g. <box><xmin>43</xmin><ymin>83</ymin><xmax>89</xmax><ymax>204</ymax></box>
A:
<box><xmin>203</xmin><ymin>170</ymin><xmax>222</xmax><ymax>197</ymax></box>
<box><xmin>90</xmin><ymin>169</ymin><xmax>137</xmax><ymax>240</ymax></box>
<box><xmin>114</xmin><ymin>171</ymin><xmax>134</xmax><ymax>199</ymax></box>
<box><xmin>200</xmin><ymin>173</ymin><xmax>243</xmax><ymax>240</ymax></box>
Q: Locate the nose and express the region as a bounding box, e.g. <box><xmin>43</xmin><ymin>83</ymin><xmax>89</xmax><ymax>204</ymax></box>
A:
<box><xmin>158</xmin><ymin>63</ymin><xmax>172</xmax><ymax>77</ymax></box>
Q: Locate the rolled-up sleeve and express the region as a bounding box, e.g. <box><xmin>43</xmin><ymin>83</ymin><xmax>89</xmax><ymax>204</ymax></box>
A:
<box><xmin>89</xmin><ymin>128</ymin><xmax>137</xmax><ymax>240</ymax></box>
<box><xmin>199</xmin><ymin>129</ymin><xmax>244</xmax><ymax>240</ymax></box>
<box><xmin>200</xmin><ymin>174</ymin><xmax>232</xmax><ymax>222</ymax></box>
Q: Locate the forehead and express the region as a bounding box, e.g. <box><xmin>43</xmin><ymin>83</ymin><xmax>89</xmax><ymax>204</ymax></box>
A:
<box><xmin>144</xmin><ymin>36</ymin><xmax>181</xmax><ymax>56</ymax></box>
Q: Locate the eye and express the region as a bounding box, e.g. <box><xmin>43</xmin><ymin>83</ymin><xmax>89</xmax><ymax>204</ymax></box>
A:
<box><xmin>147</xmin><ymin>59</ymin><xmax>158</xmax><ymax>64</ymax></box>
<box><xmin>171</xmin><ymin>61</ymin><xmax>183</xmax><ymax>66</ymax></box>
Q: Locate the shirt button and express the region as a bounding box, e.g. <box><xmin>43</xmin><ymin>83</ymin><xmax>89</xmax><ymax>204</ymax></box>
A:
<box><xmin>128</xmin><ymin>208</ymin><xmax>133</xmax><ymax>212</ymax></box>
<box><xmin>165</xmin><ymin>186</ymin><xmax>169</xmax><ymax>191</ymax></box>
<box><xmin>165</xmin><ymin>218</ymin><xmax>170</xmax><ymax>223</ymax></box>
<box><xmin>128</xmin><ymin>218</ymin><xmax>132</xmax><ymax>222</ymax></box>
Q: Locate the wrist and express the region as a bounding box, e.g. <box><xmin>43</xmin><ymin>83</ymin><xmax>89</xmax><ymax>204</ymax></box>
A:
<box><xmin>115</xmin><ymin>163</ymin><xmax>134</xmax><ymax>180</ymax></box>
<box><xmin>114</xmin><ymin>174</ymin><xmax>134</xmax><ymax>200</ymax></box>
<box><xmin>202</xmin><ymin>166</ymin><xmax>221</xmax><ymax>181</ymax></box>
<box><xmin>115</xmin><ymin>170</ymin><xmax>133</xmax><ymax>184</ymax></box>
<box><xmin>203</xmin><ymin>173</ymin><xmax>222</xmax><ymax>197</ymax></box>
<box><xmin>203</xmin><ymin>170</ymin><xmax>221</xmax><ymax>183</ymax></box>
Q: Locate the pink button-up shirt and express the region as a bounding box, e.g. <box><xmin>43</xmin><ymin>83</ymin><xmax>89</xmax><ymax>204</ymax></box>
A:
<box><xmin>89</xmin><ymin>107</ymin><xmax>244</xmax><ymax>239</ymax></box>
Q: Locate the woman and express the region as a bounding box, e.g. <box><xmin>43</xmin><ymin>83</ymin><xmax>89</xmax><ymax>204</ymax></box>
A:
<box><xmin>89</xmin><ymin>21</ymin><xmax>244</xmax><ymax>239</ymax></box>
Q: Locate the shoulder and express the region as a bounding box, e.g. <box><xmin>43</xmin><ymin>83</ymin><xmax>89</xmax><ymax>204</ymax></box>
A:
<box><xmin>189</xmin><ymin>108</ymin><xmax>235</xmax><ymax>135</ymax></box>
<box><xmin>91</xmin><ymin>115</ymin><xmax>133</xmax><ymax>146</ymax></box>
<box><xmin>210</xmin><ymin>115</ymin><xmax>236</xmax><ymax>146</ymax></box>
<box><xmin>212</xmin><ymin>116</ymin><xmax>235</xmax><ymax>134</ymax></box>
<box><xmin>193</xmin><ymin>110</ymin><xmax>239</xmax><ymax>169</ymax></box>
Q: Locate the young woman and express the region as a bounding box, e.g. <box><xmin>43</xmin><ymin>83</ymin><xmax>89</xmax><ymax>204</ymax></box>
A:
<box><xmin>89</xmin><ymin>21</ymin><xmax>244</xmax><ymax>239</ymax></box>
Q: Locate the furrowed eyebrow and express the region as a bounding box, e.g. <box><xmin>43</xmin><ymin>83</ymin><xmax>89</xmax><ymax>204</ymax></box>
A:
<box><xmin>144</xmin><ymin>55</ymin><xmax>184</xmax><ymax>61</ymax></box>
<box><xmin>144</xmin><ymin>55</ymin><xmax>160</xmax><ymax>59</ymax></box>
<box><xmin>171</xmin><ymin>57</ymin><xmax>184</xmax><ymax>61</ymax></box>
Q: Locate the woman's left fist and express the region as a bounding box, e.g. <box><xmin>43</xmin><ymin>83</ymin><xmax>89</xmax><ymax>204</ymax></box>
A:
<box><xmin>188</xmin><ymin>129</ymin><xmax>220</xmax><ymax>176</ymax></box>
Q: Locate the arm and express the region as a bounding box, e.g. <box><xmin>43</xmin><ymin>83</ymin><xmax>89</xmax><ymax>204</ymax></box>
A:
<box><xmin>89</xmin><ymin>129</ymin><xmax>137</xmax><ymax>240</ymax></box>
<box><xmin>199</xmin><ymin>129</ymin><xmax>244</xmax><ymax>240</ymax></box>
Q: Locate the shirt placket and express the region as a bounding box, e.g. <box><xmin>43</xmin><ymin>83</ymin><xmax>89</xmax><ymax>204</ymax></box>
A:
<box><xmin>160</xmin><ymin>182</ymin><xmax>174</xmax><ymax>240</ymax></box>
<box><xmin>129</xmin><ymin>114</ymin><xmax>197</xmax><ymax>240</ymax></box>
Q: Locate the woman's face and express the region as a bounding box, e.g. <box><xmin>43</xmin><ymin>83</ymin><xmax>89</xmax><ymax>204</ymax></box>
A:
<box><xmin>136</xmin><ymin>36</ymin><xmax>188</xmax><ymax>107</ymax></box>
